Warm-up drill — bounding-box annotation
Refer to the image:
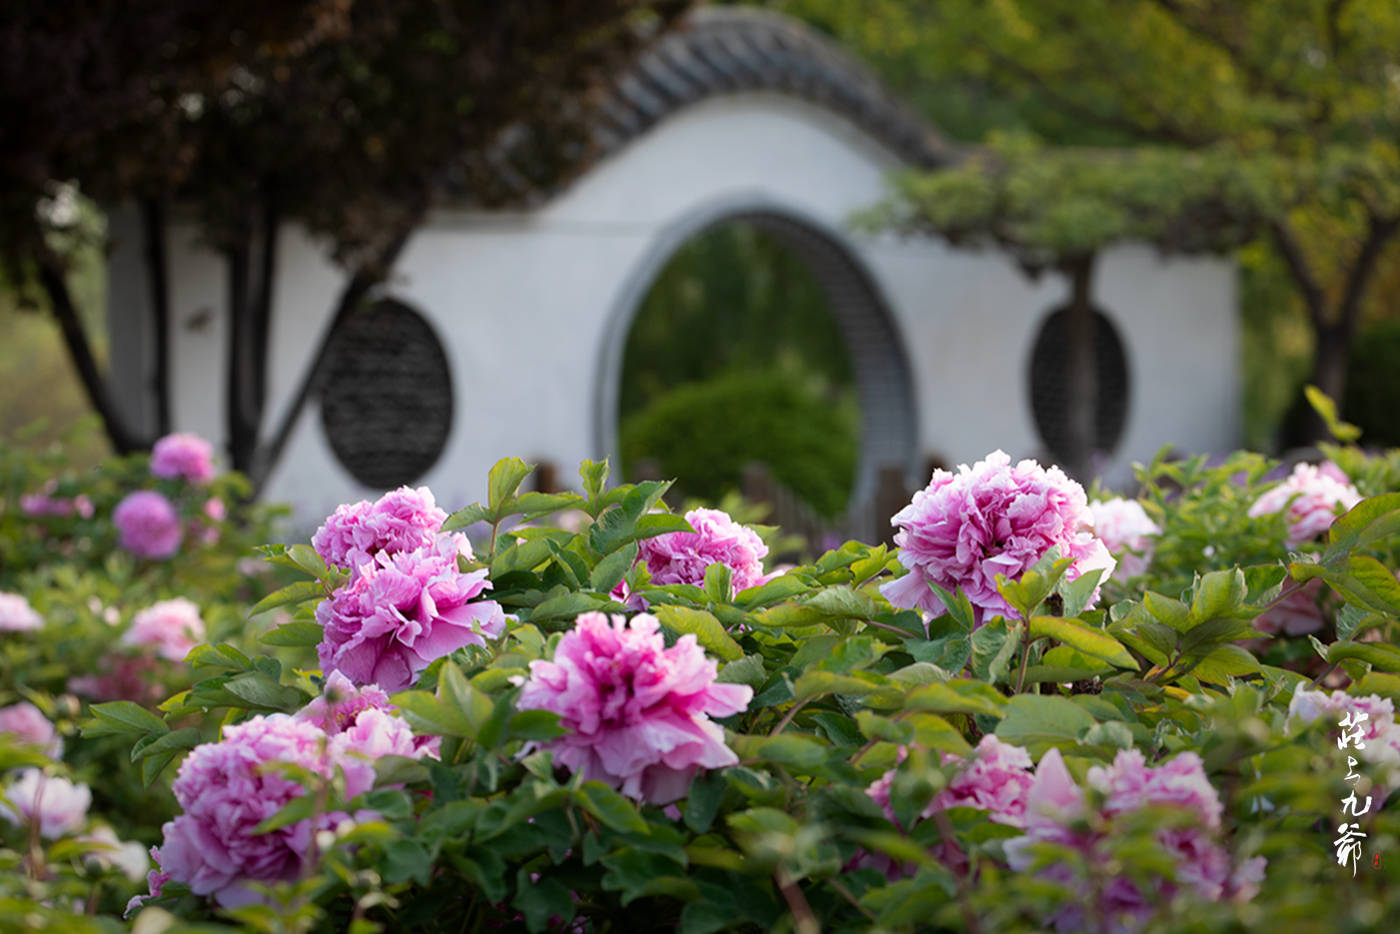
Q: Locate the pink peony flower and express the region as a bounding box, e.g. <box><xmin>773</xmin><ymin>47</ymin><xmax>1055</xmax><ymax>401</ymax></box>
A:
<box><xmin>1006</xmin><ymin>747</ymin><xmax>1264</xmax><ymax>932</ymax></box>
<box><xmin>1253</xmin><ymin>578</ymin><xmax>1326</xmax><ymax>636</ymax></box>
<box><xmin>81</xmin><ymin>826</ymin><xmax>150</xmax><ymax>882</ymax></box>
<box><xmin>149</xmin><ymin>432</ymin><xmax>216</xmax><ymax>484</ymax></box>
<box><xmin>137</xmin><ymin>714</ymin><xmax>380</xmax><ymax>910</ymax></box>
<box><xmin>122</xmin><ymin>598</ymin><xmax>206</xmax><ymax>663</ymax></box>
<box><xmin>68</xmin><ymin>656</ymin><xmax>165</xmax><ymax>705</ymax></box>
<box><xmin>296</xmin><ymin>671</ymin><xmax>440</xmax><ymax>758</ymax></box>
<box><xmin>1089</xmin><ymin>498</ymin><xmax>1161</xmax><ymax>580</ymax></box>
<box><xmin>1288</xmin><ymin>688</ymin><xmax>1400</xmax><ymax>779</ymax></box>
<box><xmin>0</xmin><ymin>702</ymin><xmax>63</xmax><ymax>758</ymax></box>
<box><xmin>516</xmin><ymin>611</ymin><xmax>752</xmax><ymax>804</ymax></box>
<box><xmin>634</xmin><ymin>508</ymin><xmax>771</xmax><ymax>595</ymax></box>
<box><xmin>312</xmin><ymin>486</ymin><xmax>464</xmax><ymax>575</ymax></box>
<box><xmin>860</xmin><ymin>736</ymin><xmax>1035</xmax><ymax>877</ymax></box>
<box><xmin>1248</xmin><ymin>462</ymin><xmax>1361</xmax><ymax>548</ymax></box>
<box><xmin>113</xmin><ymin>490</ymin><xmax>183</xmax><ymax>560</ymax></box>
<box><xmin>0</xmin><ymin>592</ymin><xmax>43</xmax><ymax>632</ymax></box>
<box><xmin>0</xmin><ymin>768</ymin><xmax>90</xmax><ymax>838</ymax></box>
<box><xmin>316</xmin><ymin>543</ymin><xmax>506</xmax><ymax>692</ymax></box>
<box><xmin>881</xmin><ymin>451</ymin><xmax>1115</xmax><ymax>626</ymax></box>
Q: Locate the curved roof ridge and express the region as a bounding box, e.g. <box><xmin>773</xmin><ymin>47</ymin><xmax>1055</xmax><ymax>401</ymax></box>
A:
<box><xmin>471</xmin><ymin>6</ymin><xmax>959</xmax><ymax>205</ymax></box>
<box><xmin>599</xmin><ymin>7</ymin><xmax>958</xmax><ymax>169</ymax></box>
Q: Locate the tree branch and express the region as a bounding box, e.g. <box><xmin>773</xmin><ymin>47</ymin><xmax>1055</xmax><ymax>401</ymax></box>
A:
<box><xmin>249</xmin><ymin>223</ymin><xmax>415</xmax><ymax>493</ymax></box>
<box><xmin>35</xmin><ymin>250</ymin><xmax>144</xmax><ymax>453</ymax></box>
<box><xmin>1148</xmin><ymin>0</ymin><xmax>1306</xmax><ymax>104</ymax></box>
<box><xmin>1268</xmin><ymin>219</ymin><xmax>1327</xmax><ymax>331</ymax></box>
<box><xmin>1335</xmin><ymin>212</ymin><xmax>1399</xmax><ymax>345</ymax></box>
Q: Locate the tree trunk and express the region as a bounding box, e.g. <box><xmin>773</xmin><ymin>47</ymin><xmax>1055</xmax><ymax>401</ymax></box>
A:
<box><xmin>224</xmin><ymin>202</ymin><xmax>280</xmax><ymax>474</ymax></box>
<box><xmin>36</xmin><ymin>253</ymin><xmax>144</xmax><ymax>453</ymax></box>
<box><xmin>139</xmin><ymin>199</ymin><xmax>173</xmax><ymax>436</ymax></box>
<box><xmin>1061</xmin><ymin>255</ymin><xmax>1097</xmax><ymax>481</ymax></box>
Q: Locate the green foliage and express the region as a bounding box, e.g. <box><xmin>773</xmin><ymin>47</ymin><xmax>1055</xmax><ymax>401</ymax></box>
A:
<box><xmin>9</xmin><ymin>447</ymin><xmax>1400</xmax><ymax>931</ymax></box>
<box><xmin>621</xmin><ymin>368</ymin><xmax>858</xmax><ymax>518</ymax></box>
<box><xmin>1344</xmin><ymin>318</ymin><xmax>1400</xmax><ymax>447</ymax></box>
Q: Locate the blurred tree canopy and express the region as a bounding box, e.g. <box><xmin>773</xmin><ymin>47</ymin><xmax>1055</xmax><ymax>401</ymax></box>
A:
<box><xmin>1</xmin><ymin>0</ymin><xmax>691</xmax><ymax>480</ymax></box>
<box><xmin>776</xmin><ymin>0</ymin><xmax>1400</xmax><ymax>446</ymax></box>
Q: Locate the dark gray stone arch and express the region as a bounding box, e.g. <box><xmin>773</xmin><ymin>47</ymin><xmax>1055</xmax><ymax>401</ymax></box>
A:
<box><xmin>595</xmin><ymin>196</ymin><xmax>918</xmax><ymax>508</ymax></box>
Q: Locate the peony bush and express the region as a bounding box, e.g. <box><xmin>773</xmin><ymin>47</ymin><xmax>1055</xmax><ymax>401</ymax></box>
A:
<box><xmin>2</xmin><ymin>430</ymin><xmax>1400</xmax><ymax>932</ymax></box>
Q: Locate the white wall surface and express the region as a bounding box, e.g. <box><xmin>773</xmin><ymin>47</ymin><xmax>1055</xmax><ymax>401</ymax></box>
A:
<box><xmin>136</xmin><ymin>91</ymin><xmax>1238</xmax><ymax>529</ymax></box>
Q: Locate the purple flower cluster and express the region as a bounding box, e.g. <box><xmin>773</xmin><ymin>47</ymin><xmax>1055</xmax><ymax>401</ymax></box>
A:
<box><xmin>296</xmin><ymin>671</ymin><xmax>441</xmax><ymax>758</ymax></box>
<box><xmin>1248</xmin><ymin>461</ymin><xmax>1361</xmax><ymax>548</ymax></box>
<box><xmin>316</xmin><ymin>542</ymin><xmax>506</xmax><ymax>692</ymax></box>
<box><xmin>150</xmin><ymin>433</ymin><xmax>217</xmax><ymax>485</ymax></box>
<box><xmin>635</xmin><ymin>508</ymin><xmax>771</xmax><ymax>594</ymax></box>
<box><xmin>881</xmin><ymin>451</ymin><xmax>1115</xmax><ymax>626</ymax></box>
<box><xmin>113</xmin><ymin>490</ymin><xmax>183</xmax><ymax>560</ymax></box>
<box><xmin>20</xmin><ymin>479</ymin><xmax>94</xmax><ymax>519</ymax></box>
<box><xmin>131</xmin><ymin>700</ymin><xmax>429</xmax><ymax>912</ymax></box>
<box><xmin>517</xmin><ymin>612</ymin><xmax>752</xmax><ymax>804</ymax></box>
<box><xmin>312</xmin><ymin>486</ymin><xmax>460</xmax><ymax>576</ymax></box>
<box><xmin>1005</xmin><ymin>747</ymin><xmax>1265</xmax><ymax>931</ymax></box>
<box><xmin>121</xmin><ymin>598</ymin><xmax>206</xmax><ymax>663</ymax></box>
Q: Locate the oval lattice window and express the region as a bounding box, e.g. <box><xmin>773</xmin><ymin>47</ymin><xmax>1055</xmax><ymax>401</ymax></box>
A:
<box><xmin>320</xmin><ymin>298</ymin><xmax>453</xmax><ymax>489</ymax></box>
<box><xmin>1028</xmin><ymin>306</ymin><xmax>1130</xmax><ymax>464</ymax></box>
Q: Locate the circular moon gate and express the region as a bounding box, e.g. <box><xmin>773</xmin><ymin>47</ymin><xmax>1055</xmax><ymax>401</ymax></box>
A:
<box><xmin>600</xmin><ymin>206</ymin><xmax>918</xmax><ymax>517</ymax></box>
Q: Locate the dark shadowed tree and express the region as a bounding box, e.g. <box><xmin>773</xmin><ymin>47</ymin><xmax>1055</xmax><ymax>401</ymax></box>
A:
<box><xmin>1</xmin><ymin>0</ymin><xmax>692</xmax><ymax>479</ymax></box>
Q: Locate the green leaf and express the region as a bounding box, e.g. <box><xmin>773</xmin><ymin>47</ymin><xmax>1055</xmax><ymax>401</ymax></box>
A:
<box><xmin>81</xmin><ymin>701</ymin><xmax>167</xmax><ymax>738</ymax></box>
<box><xmin>131</xmin><ymin>727</ymin><xmax>201</xmax><ymax>762</ymax></box>
<box><xmin>260</xmin><ymin>621</ymin><xmax>324</xmax><ymax>647</ymax></box>
<box><xmin>530</xmin><ymin>591</ymin><xmax>611</xmax><ymax>623</ymax></box>
<box><xmin>507</xmin><ymin>709</ymin><xmax>568</xmax><ymax>742</ymax></box>
<box><xmin>734</xmin><ymin>574</ymin><xmax>810</xmax><ymax>609</ymax></box>
<box><xmin>254</xmin><ymin>794</ymin><xmax>317</xmax><ymax>834</ymax></box>
<box><xmin>512</xmin><ymin>491</ymin><xmax>586</xmax><ymax>520</ymax></box>
<box><xmin>488</xmin><ymin>457</ymin><xmax>533</xmax><ymax>513</ymax></box>
<box><xmin>633</xmin><ymin>512</ymin><xmax>694</xmax><ymax>539</ymax></box>
<box><xmin>438</xmin><ymin>661</ymin><xmax>493</xmax><ymax>739</ymax></box>
<box><xmin>1029</xmin><ymin>616</ymin><xmax>1138</xmax><ymax>670</ymax></box>
<box><xmin>1187</xmin><ymin>644</ymin><xmax>1262</xmax><ymax>684</ymax></box>
<box><xmin>577</xmin><ymin>782</ymin><xmax>649</xmax><ymax>834</ymax></box>
<box><xmin>655</xmin><ymin>605</ymin><xmax>743</xmax><ymax>662</ymax></box>
<box><xmin>391</xmin><ymin>690</ymin><xmax>471</xmax><ymax>738</ymax></box>
<box><xmin>514</xmin><ymin>870</ymin><xmax>576</xmax><ymax>933</ymax></box>
<box><xmin>995</xmin><ymin>694</ymin><xmax>1095</xmax><ymax>751</ymax></box>
<box><xmin>1143</xmin><ymin>592</ymin><xmax>1192</xmax><ymax>633</ymax></box>
<box><xmin>1304</xmin><ymin>385</ymin><xmax>1362</xmax><ymax>442</ymax></box>
<box><xmin>1058</xmin><ymin>568</ymin><xmax>1105</xmax><ymax>618</ymax></box>
<box><xmin>791</xmin><ymin>669</ymin><xmax>884</xmax><ymax>702</ymax></box>
<box><xmin>580</xmin><ymin>459</ymin><xmax>610</xmax><ymax>506</ymax></box>
<box><xmin>757</xmin><ymin>734</ymin><xmax>830</xmax><ymax>771</ymax></box>
<box><xmin>186</xmin><ymin>643</ymin><xmax>252</xmax><ymax>673</ymax></box>
<box><xmin>684</xmin><ymin>769</ymin><xmax>728</xmax><ymax>834</ymax></box>
<box><xmin>703</xmin><ymin>563</ymin><xmax>733</xmax><ymax>603</ymax></box>
<box><xmin>1327</xmin><ymin>641</ymin><xmax>1400</xmax><ymax>673</ymax></box>
<box><xmin>249</xmin><ymin>580</ymin><xmax>325</xmax><ymax>617</ymax></box>
<box><xmin>590</xmin><ymin>541</ymin><xmax>638</xmax><ymax>594</ymax></box>
<box><xmin>1192</xmin><ymin>568</ymin><xmax>1247</xmax><ymax>622</ymax></box>
<box><xmin>223</xmin><ymin>672</ymin><xmax>309</xmax><ymax>711</ymax></box>
<box><xmin>905</xmin><ymin>680</ymin><xmax>1007</xmax><ymax>718</ymax></box>
<box><xmin>717</xmin><ymin>654</ymin><xmax>768</xmax><ymax>689</ymax></box>
<box><xmin>442</xmin><ymin>502</ymin><xmax>490</xmax><ymax>532</ymax></box>
<box><xmin>926</xmin><ymin>582</ymin><xmax>976</xmax><ymax>634</ymax></box>
<box><xmin>1323</xmin><ymin>493</ymin><xmax>1400</xmax><ymax>559</ymax></box>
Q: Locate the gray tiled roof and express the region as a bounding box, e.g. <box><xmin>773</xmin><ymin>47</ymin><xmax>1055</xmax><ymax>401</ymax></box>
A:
<box><xmin>473</xmin><ymin>7</ymin><xmax>957</xmax><ymax>205</ymax></box>
<box><xmin>596</xmin><ymin>8</ymin><xmax>956</xmax><ymax>168</ymax></box>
